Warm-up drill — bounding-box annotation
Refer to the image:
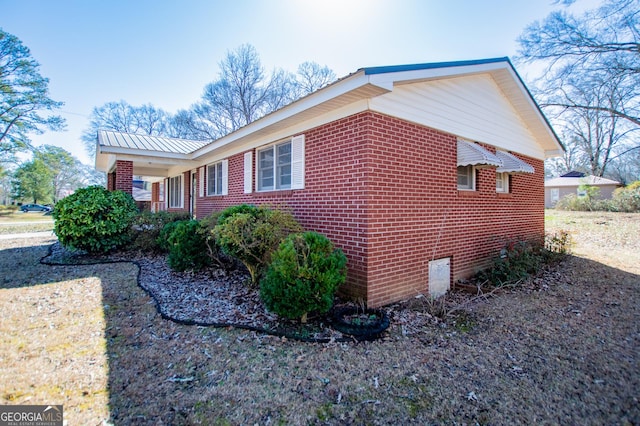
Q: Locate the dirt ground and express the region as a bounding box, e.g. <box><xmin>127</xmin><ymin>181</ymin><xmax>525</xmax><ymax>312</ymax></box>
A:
<box><xmin>0</xmin><ymin>211</ymin><xmax>638</xmax><ymax>425</ymax></box>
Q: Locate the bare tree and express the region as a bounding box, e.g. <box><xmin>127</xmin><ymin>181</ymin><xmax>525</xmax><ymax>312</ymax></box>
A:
<box><xmin>518</xmin><ymin>0</ymin><xmax>640</xmax><ymax>177</ymax></box>
<box><xmin>296</xmin><ymin>61</ymin><xmax>336</xmax><ymax>95</ymax></box>
<box><xmin>82</xmin><ymin>100</ymin><xmax>171</xmax><ymax>158</ymax></box>
<box><xmin>83</xmin><ymin>45</ymin><xmax>337</xmax><ymax>155</ymax></box>
<box><xmin>192</xmin><ymin>45</ymin><xmax>336</xmax><ymax>138</ymax></box>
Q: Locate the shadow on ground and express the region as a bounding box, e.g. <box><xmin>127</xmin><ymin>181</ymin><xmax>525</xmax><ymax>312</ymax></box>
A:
<box><xmin>1</xmin><ymin>238</ymin><xmax>639</xmax><ymax>424</ymax></box>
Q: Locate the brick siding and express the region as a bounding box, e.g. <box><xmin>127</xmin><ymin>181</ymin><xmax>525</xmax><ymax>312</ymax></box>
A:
<box><xmin>114</xmin><ymin>160</ymin><xmax>133</xmax><ymax>195</ymax></box>
<box><xmin>193</xmin><ymin>111</ymin><xmax>544</xmax><ymax>307</ymax></box>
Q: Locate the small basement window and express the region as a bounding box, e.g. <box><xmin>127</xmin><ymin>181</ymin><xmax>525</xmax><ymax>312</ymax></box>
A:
<box><xmin>457</xmin><ymin>165</ymin><xmax>475</xmax><ymax>190</ymax></box>
<box><xmin>496</xmin><ymin>172</ymin><xmax>509</xmax><ymax>193</ymax></box>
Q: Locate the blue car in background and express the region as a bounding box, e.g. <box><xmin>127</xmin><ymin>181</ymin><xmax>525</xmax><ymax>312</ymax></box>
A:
<box><xmin>20</xmin><ymin>204</ymin><xmax>52</xmax><ymax>212</ymax></box>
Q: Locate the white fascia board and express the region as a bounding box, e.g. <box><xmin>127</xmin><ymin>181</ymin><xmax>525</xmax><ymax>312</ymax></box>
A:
<box><xmin>133</xmin><ymin>166</ymin><xmax>172</xmax><ymax>178</ymax></box>
<box><xmin>105</xmin><ymin>155</ymin><xmax>116</xmax><ymax>174</ymax></box>
<box><xmin>114</xmin><ymin>154</ymin><xmax>194</xmax><ymax>168</ymax></box>
<box><xmin>368</xmin><ymin>61</ymin><xmax>511</xmax><ymax>88</ymax></box>
<box><xmin>499</xmin><ymin>66</ymin><xmax>565</xmax><ymax>155</ymax></box>
<box><xmin>191</xmin><ymin>70</ymin><xmax>384</xmax><ymax>160</ymax></box>
<box><xmin>99</xmin><ymin>145</ymin><xmax>191</xmax><ymax>161</ymax></box>
<box><xmin>545</xmin><ymin>149</ymin><xmax>565</xmax><ymax>159</ymax></box>
<box><xmin>192</xmin><ymin>99</ymin><xmax>371</xmax><ymax>167</ymax></box>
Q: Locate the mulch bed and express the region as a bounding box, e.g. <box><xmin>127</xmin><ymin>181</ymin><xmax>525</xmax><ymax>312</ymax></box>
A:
<box><xmin>43</xmin><ymin>243</ymin><xmax>442</xmax><ymax>342</ymax></box>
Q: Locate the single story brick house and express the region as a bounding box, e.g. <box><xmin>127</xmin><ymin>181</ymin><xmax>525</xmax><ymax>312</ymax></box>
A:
<box><xmin>544</xmin><ymin>171</ymin><xmax>621</xmax><ymax>208</ymax></box>
<box><xmin>95</xmin><ymin>57</ymin><xmax>563</xmax><ymax>307</ymax></box>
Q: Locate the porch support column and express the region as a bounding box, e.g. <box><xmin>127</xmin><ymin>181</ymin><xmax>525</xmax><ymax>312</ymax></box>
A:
<box><xmin>107</xmin><ymin>171</ymin><xmax>116</xmax><ymax>191</ymax></box>
<box><xmin>151</xmin><ymin>182</ymin><xmax>160</xmax><ymax>203</ymax></box>
<box><xmin>114</xmin><ymin>160</ymin><xmax>133</xmax><ymax>195</ymax></box>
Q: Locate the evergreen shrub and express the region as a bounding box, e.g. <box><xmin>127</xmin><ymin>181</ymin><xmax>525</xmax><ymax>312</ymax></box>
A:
<box><xmin>260</xmin><ymin>231</ymin><xmax>347</xmax><ymax>323</ymax></box>
<box><xmin>53</xmin><ymin>185</ymin><xmax>138</xmax><ymax>253</ymax></box>
<box><xmin>166</xmin><ymin>219</ymin><xmax>211</xmax><ymax>272</ymax></box>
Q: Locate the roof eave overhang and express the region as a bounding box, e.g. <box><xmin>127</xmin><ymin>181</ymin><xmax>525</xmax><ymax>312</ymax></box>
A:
<box><xmin>191</xmin><ymin>71</ymin><xmax>391</xmax><ymax>160</ymax></box>
<box><xmin>96</xmin><ymin>57</ymin><xmax>565</xmax><ymax>172</ymax></box>
<box><xmin>364</xmin><ymin>59</ymin><xmax>564</xmax><ymax>158</ymax></box>
<box><xmin>96</xmin><ymin>145</ymin><xmax>193</xmax><ymax>176</ymax></box>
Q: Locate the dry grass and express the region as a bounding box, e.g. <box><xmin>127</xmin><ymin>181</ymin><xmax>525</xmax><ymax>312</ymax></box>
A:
<box><xmin>0</xmin><ymin>211</ymin><xmax>638</xmax><ymax>425</ymax></box>
<box><xmin>545</xmin><ymin>210</ymin><xmax>640</xmax><ymax>274</ymax></box>
<box><xmin>0</xmin><ymin>209</ymin><xmax>54</xmax><ymax>234</ymax></box>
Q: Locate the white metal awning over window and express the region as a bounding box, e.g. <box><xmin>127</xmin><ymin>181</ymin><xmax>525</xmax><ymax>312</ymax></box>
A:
<box><xmin>457</xmin><ymin>140</ymin><xmax>502</xmax><ymax>167</ymax></box>
<box><xmin>496</xmin><ymin>150</ymin><xmax>535</xmax><ymax>174</ymax></box>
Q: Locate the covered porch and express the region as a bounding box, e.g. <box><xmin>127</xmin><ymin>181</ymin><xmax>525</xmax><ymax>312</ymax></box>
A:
<box><xmin>95</xmin><ymin>131</ymin><xmax>208</xmax><ymax>215</ymax></box>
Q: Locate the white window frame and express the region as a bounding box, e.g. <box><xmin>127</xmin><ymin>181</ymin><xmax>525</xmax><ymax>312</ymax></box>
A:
<box><xmin>168</xmin><ymin>175</ymin><xmax>183</xmax><ymax>208</ymax></box>
<box><xmin>198</xmin><ymin>167</ymin><xmax>204</xmax><ymax>198</ymax></box>
<box><xmin>206</xmin><ymin>160</ymin><xmax>229</xmax><ymax>197</ymax></box>
<box><xmin>457</xmin><ymin>165</ymin><xmax>475</xmax><ymax>191</ymax></box>
<box><xmin>257</xmin><ymin>141</ymin><xmax>292</xmax><ymax>191</ymax></box>
<box><xmin>254</xmin><ymin>135</ymin><xmax>304</xmax><ymax>192</ymax></box>
<box><xmin>496</xmin><ymin>172</ymin><xmax>509</xmax><ymax>193</ymax></box>
<box><xmin>551</xmin><ymin>188</ymin><xmax>560</xmax><ymax>202</ymax></box>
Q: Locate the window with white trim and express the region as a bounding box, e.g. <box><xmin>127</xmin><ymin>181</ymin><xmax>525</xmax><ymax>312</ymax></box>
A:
<box><xmin>496</xmin><ymin>172</ymin><xmax>509</xmax><ymax>193</ymax></box>
<box><xmin>168</xmin><ymin>175</ymin><xmax>183</xmax><ymax>208</ymax></box>
<box><xmin>258</xmin><ymin>141</ymin><xmax>292</xmax><ymax>191</ymax></box>
<box><xmin>457</xmin><ymin>165</ymin><xmax>475</xmax><ymax>190</ymax></box>
<box><xmin>551</xmin><ymin>188</ymin><xmax>560</xmax><ymax>202</ymax></box>
<box><xmin>207</xmin><ymin>162</ymin><xmax>224</xmax><ymax>196</ymax></box>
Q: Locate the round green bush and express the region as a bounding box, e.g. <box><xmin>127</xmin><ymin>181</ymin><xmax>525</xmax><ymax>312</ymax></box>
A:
<box><xmin>53</xmin><ymin>186</ymin><xmax>138</xmax><ymax>253</ymax></box>
<box><xmin>260</xmin><ymin>231</ymin><xmax>347</xmax><ymax>322</ymax></box>
<box><xmin>166</xmin><ymin>219</ymin><xmax>211</xmax><ymax>272</ymax></box>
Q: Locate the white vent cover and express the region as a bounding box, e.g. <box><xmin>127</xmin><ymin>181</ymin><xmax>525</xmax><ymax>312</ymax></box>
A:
<box><xmin>429</xmin><ymin>258</ymin><xmax>450</xmax><ymax>298</ymax></box>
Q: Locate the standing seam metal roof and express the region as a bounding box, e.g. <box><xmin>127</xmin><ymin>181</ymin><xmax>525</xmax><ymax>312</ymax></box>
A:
<box><xmin>98</xmin><ymin>130</ymin><xmax>209</xmax><ymax>154</ymax></box>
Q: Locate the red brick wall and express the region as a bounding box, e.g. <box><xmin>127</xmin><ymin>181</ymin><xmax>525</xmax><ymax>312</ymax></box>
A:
<box><xmin>107</xmin><ymin>171</ymin><xmax>116</xmax><ymax>191</ymax></box>
<box><xmin>114</xmin><ymin>160</ymin><xmax>133</xmax><ymax>195</ymax></box>
<box><xmin>363</xmin><ymin>113</ymin><xmax>544</xmax><ymax>307</ymax></box>
<box><xmin>195</xmin><ymin>111</ymin><xmax>545</xmax><ymax>307</ymax></box>
<box><xmin>151</xmin><ymin>182</ymin><xmax>160</xmax><ymax>203</ymax></box>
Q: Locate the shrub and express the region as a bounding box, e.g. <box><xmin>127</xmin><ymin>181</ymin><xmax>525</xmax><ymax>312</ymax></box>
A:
<box><xmin>166</xmin><ymin>219</ymin><xmax>211</xmax><ymax>272</ymax></box>
<box><xmin>555</xmin><ymin>181</ymin><xmax>640</xmax><ymax>213</ymax></box>
<box><xmin>545</xmin><ymin>230</ymin><xmax>572</xmax><ymax>256</ymax></box>
<box><xmin>479</xmin><ymin>232</ymin><xmax>572</xmax><ymax>287</ymax></box>
<box><xmin>129</xmin><ymin>210</ymin><xmax>191</xmax><ymax>252</ymax></box>
<box><xmin>555</xmin><ymin>193</ymin><xmax>606</xmax><ymax>211</ymax></box>
<box><xmin>214</xmin><ymin>205</ymin><xmax>303</xmax><ymax>285</ymax></box>
<box><xmin>611</xmin><ymin>182</ymin><xmax>640</xmax><ymax>212</ymax></box>
<box><xmin>260</xmin><ymin>231</ymin><xmax>347</xmax><ymax>323</ymax></box>
<box><xmin>53</xmin><ymin>186</ymin><xmax>138</xmax><ymax>253</ymax></box>
<box><xmin>199</xmin><ymin>211</ymin><xmax>234</xmax><ymax>270</ymax></box>
<box><xmin>157</xmin><ymin>220</ymin><xmax>184</xmax><ymax>252</ymax></box>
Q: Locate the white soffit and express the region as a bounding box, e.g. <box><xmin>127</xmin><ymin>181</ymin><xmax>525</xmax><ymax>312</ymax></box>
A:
<box><xmin>496</xmin><ymin>151</ymin><xmax>535</xmax><ymax>174</ymax></box>
<box><xmin>457</xmin><ymin>140</ymin><xmax>502</xmax><ymax>167</ymax></box>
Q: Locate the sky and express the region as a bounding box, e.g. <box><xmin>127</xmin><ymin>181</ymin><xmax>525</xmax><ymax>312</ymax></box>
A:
<box><xmin>3</xmin><ymin>0</ymin><xmax>596</xmax><ymax>166</ymax></box>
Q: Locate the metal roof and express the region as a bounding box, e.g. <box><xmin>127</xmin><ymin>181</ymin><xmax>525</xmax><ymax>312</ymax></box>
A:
<box><xmin>361</xmin><ymin>57</ymin><xmax>510</xmax><ymax>75</ymax></box>
<box><xmin>496</xmin><ymin>151</ymin><xmax>535</xmax><ymax>174</ymax></box>
<box><xmin>545</xmin><ymin>175</ymin><xmax>621</xmax><ymax>187</ymax></box>
<box><xmin>98</xmin><ymin>130</ymin><xmax>209</xmax><ymax>155</ymax></box>
<box><xmin>457</xmin><ymin>140</ymin><xmax>502</xmax><ymax>167</ymax></box>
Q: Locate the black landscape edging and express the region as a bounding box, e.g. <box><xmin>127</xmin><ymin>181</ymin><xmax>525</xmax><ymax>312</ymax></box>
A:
<box><xmin>330</xmin><ymin>306</ymin><xmax>391</xmax><ymax>341</ymax></box>
<box><xmin>40</xmin><ymin>243</ymin><xmax>383</xmax><ymax>343</ymax></box>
